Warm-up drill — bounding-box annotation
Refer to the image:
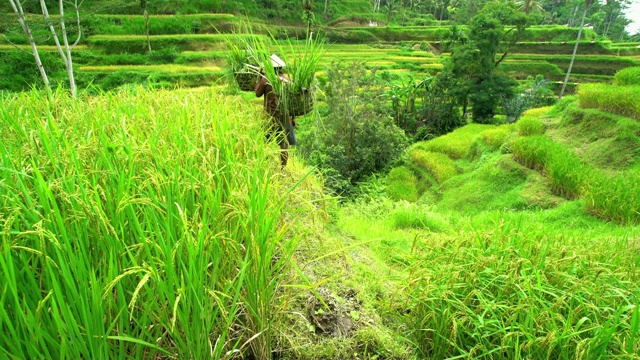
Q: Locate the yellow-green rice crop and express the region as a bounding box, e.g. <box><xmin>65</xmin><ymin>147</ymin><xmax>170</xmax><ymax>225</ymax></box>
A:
<box><xmin>414</xmin><ymin>124</ymin><xmax>495</xmax><ymax>159</ymax></box>
<box><xmin>409</xmin><ymin>149</ymin><xmax>457</xmax><ymax>183</ymax></box>
<box><xmin>0</xmin><ymin>88</ymin><xmax>297</xmax><ymax>359</ymax></box>
<box><xmin>578</xmin><ymin>83</ymin><xmax>640</xmax><ymax>120</ymax></box>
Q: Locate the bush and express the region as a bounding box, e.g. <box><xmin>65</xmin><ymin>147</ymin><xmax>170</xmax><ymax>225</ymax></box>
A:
<box><xmin>409</xmin><ymin>149</ymin><xmax>457</xmax><ymax>183</ymax></box>
<box><xmin>306</xmin><ymin>62</ymin><xmax>408</xmax><ymax>195</ymax></box>
<box><xmin>614</xmin><ymin>66</ymin><xmax>640</xmax><ymax>86</ymax></box>
<box><xmin>386</xmin><ymin>166</ymin><xmax>418</xmax><ymax>202</ymax></box>
<box><xmin>578</xmin><ymin>83</ymin><xmax>640</xmax><ymax>120</ymax></box>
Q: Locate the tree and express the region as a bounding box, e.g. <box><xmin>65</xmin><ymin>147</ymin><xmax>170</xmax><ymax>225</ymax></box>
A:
<box><xmin>444</xmin><ymin>1</ymin><xmax>532</xmax><ymax>122</ymax></box>
<box><xmin>306</xmin><ymin>62</ymin><xmax>408</xmax><ymax>195</ymax></box>
<box><xmin>140</xmin><ymin>0</ymin><xmax>151</xmax><ymax>52</ymax></box>
<box><xmin>5</xmin><ymin>0</ymin><xmax>83</xmax><ymax>97</ymax></box>
<box><xmin>560</xmin><ymin>0</ymin><xmax>594</xmax><ymax>98</ymax></box>
<box><xmin>5</xmin><ymin>0</ymin><xmax>50</xmax><ymax>90</ymax></box>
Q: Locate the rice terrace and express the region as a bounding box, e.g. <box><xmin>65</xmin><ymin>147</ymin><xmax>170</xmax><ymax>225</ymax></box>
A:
<box><xmin>1</xmin><ymin>0</ymin><xmax>640</xmax><ymax>359</ymax></box>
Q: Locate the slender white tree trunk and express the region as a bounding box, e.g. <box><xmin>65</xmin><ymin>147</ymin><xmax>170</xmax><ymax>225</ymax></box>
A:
<box><xmin>39</xmin><ymin>0</ymin><xmax>81</xmax><ymax>97</ymax></box>
<box><xmin>7</xmin><ymin>0</ymin><xmax>51</xmax><ymax>91</ymax></box>
<box><xmin>560</xmin><ymin>1</ymin><xmax>590</xmax><ymax>98</ymax></box>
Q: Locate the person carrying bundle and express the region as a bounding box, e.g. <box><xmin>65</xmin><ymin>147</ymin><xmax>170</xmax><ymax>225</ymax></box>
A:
<box><xmin>255</xmin><ymin>54</ymin><xmax>297</xmax><ymax>168</ymax></box>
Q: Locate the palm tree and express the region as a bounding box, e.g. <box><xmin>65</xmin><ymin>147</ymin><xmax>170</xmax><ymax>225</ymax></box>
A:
<box><xmin>560</xmin><ymin>0</ymin><xmax>594</xmax><ymax>98</ymax></box>
<box><xmin>514</xmin><ymin>0</ymin><xmax>543</xmax><ymax>14</ymax></box>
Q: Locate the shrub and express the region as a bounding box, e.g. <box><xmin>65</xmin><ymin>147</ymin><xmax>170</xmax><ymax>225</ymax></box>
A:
<box><xmin>386</xmin><ymin>166</ymin><xmax>419</xmax><ymax>202</ymax></box>
<box><xmin>517</xmin><ymin>115</ymin><xmax>545</xmax><ymax>136</ymax></box>
<box><xmin>410</xmin><ymin>149</ymin><xmax>457</xmax><ymax>184</ymax></box>
<box><xmin>306</xmin><ymin>62</ymin><xmax>408</xmax><ymax>195</ymax></box>
<box><xmin>614</xmin><ymin>66</ymin><xmax>640</xmax><ymax>86</ymax></box>
<box><xmin>577</xmin><ymin>83</ymin><xmax>640</xmax><ymax>121</ymax></box>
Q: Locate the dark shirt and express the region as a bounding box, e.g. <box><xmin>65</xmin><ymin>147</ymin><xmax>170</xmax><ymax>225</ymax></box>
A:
<box><xmin>255</xmin><ymin>76</ymin><xmax>279</xmax><ymax>116</ymax></box>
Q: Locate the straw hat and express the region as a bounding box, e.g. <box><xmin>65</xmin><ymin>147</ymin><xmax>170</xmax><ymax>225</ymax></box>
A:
<box><xmin>270</xmin><ymin>54</ymin><xmax>286</xmax><ymax>68</ymax></box>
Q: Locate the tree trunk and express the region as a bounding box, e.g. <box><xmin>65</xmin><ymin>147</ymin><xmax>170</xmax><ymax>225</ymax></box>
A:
<box><xmin>144</xmin><ymin>8</ymin><xmax>151</xmax><ymax>52</ymax></box>
<box><xmin>7</xmin><ymin>0</ymin><xmax>50</xmax><ymax>91</ymax></box>
<box><xmin>39</xmin><ymin>0</ymin><xmax>79</xmax><ymax>97</ymax></box>
<box><xmin>560</xmin><ymin>1</ymin><xmax>590</xmax><ymax>98</ymax></box>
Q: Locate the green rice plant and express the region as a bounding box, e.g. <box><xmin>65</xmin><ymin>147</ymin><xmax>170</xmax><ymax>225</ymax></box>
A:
<box><xmin>0</xmin><ymin>87</ymin><xmax>297</xmax><ymax>359</ymax></box>
<box><xmin>391</xmin><ymin>203</ymin><xmax>448</xmax><ymax>231</ymax></box>
<box><xmin>584</xmin><ymin>169</ymin><xmax>640</xmax><ymax>225</ymax></box>
<box><xmin>578</xmin><ymin>83</ymin><xmax>640</xmax><ymax>121</ymax></box>
<box><xmin>479</xmin><ymin>125</ymin><xmax>515</xmax><ymax>150</ymax></box>
<box><xmin>413</xmin><ymin>124</ymin><xmax>496</xmax><ymax>160</ymax></box>
<box><xmin>516</xmin><ymin>115</ymin><xmax>545</xmax><ymax>136</ymax></box>
<box><xmin>409</xmin><ymin>149</ymin><xmax>457</xmax><ymax>184</ymax></box>
<box><xmin>405</xmin><ymin>228</ymin><xmax>640</xmax><ymax>359</ymax></box>
<box><xmin>512</xmin><ymin>135</ymin><xmax>590</xmax><ymax>198</ymax></box>
<box><xmin>386</xmin><ymin>166</ymin><xmax>418</xmax><ymax>202</ymax></box>
<box><xmin>614</xmin><ymin>66</ymin><xmax>640</xmax><ymax>86</ymax></box>
<box><xmin>522</xmin><ymin>106</ymin><xmax>553</xmax><ymax>118</ymax></box>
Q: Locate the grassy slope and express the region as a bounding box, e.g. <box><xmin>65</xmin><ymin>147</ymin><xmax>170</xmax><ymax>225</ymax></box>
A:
<box><xmin>332</xmin><ymin>99</ymin><xmax>640</xmax><ymax>358</ymax></box>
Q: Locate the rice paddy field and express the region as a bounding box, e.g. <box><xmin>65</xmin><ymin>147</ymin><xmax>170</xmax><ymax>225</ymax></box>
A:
<box><xmin>2</xmin><ymin>11</ymin><xmax>640</xmax><ymax>360</ymax></box>
<box><xmin>1</xmin><ymin>13</ymin><xmax>639</xmax><ymax>92</ymax></box>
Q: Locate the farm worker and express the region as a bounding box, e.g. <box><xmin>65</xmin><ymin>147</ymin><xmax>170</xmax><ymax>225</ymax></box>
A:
<box><xmin>255</xmin><ymin>54</ymin><xmax>297</xmax><ymax>168</ymax></box>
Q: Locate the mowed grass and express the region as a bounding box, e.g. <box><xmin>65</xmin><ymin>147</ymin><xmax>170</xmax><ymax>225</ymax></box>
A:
<box><xmin>0</xmin><ymin>88</ymin><xmax>297</xmax><ymax>359</ymax></box>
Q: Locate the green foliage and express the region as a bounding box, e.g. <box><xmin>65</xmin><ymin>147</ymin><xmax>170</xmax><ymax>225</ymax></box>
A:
<box><xmin>409</xmin><ymin>149</ymin><xmax>457</xmax><ymax>183</ymax></box>
<box><xmin>0</xmin><ymin>51</ymin><xmax>65</xmax><ymax>91</ymax></box>
<box><xmin>406</xmin><ymin>227</ymin><xmax>640</xmax><ymax>359</ymax></box>
<box><xmin>386</xmin><ymin>166</ymin><xmax>419</xmax><ymax>202</ymax></box>
<box><xmin>82</xmin><ymin>14</ymin><xmax>237</xmax><ymax>36</ymax></box>
<box><xmin>306</xmin><ymin>62</ymin><xmax>408</xmax><ymax>195</ymax></box>
<box><xmin>391</xmin><ymin>203</ymin><xmax>448</xmax><ymax>231</ymax></box>
<box><xmin>417</xmin><ymin>72</ymin><xmax>465</xmax><ymax>136</ymax></box>
<box><xmin>444</xmin><ymin>1</ymin><xmax>533</xmax><ymax>124</ymax></box>
<box><xmin>516</xmin><ymin>115</ymin><xmax>545</xmax><ymax>136</ymax></box>
<box><xmin>578</xmin><ymin>83</ymin><xmax>640</xmax><ymax>120</ymax></box>
<box><xmin>479</xmin><ymin>125</ymin><xmax>515</xmax><ymax>149</ymax></box>
<box><xmin>0</xmin><ymin>88</ymin><xmax>297</xmax><ymax>358</ymax></box>
<box><xmin>584</xmin><ymin>169</ymin><xmax>640</xmax><ymax>225</ymax></box>
<box><xmin>614</xmin><ymin>66</ymin><xmax>640</xmax><ymax>86</ymax></box>
<box><xmin>414</xmin><ymin>123</ymin><xmax>495</xmax><ymax>159</ymax></box>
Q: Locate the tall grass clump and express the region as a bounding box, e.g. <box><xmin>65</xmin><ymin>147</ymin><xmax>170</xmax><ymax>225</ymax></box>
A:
<box><xmin>405</xmin><ymin>228</ymin><xmax>640</xmax><ymax>359</ymax></box>
<box><xmin>0</xmin><ymin>88</ymin><xmax>296</xmax><ymax>359</ymax></box>
<box><xmin>255</xmin><ymin>34</ymin><xmax>326</xmax><ymax>118</ymax></box>
<box><xmin>386</xmin><ymin>166</ymin><xmax>418</xmax><ymax>202</ymax></box>
<box><xmin>584</xmin><ymin>169</ymin><xmax>640</xmax><ymax>225</ymax></box>
<box><xmin>414</xmin><ymin>124</ymin><xmax>495</xmax><ymax>159</ymax></box>
<box><xmin>614</xmin><ymin>66</ymin><xmax>640</xmax><ymax>86</ymax></box>
<box><xmin>479</xmin><ymin>125</ymin><xmax>515</xmax><ymax>150</ymax></box>
<box><xmin>517</xmin><ymin>115</ymin><xmax>546</xmax><ymax>136</ymax></box>
<box><xmin>512</xmin><ymin>135</ymin><xmax>589</xmax><ymax>198</ymax></box>
<box><xmin>409</xmin><ymin>149</ymin><xmax>457</xmax><ymax>183</ymax></box>
<box><xmin>578</xmin><ymin>83</ymin><xmax>640</xmax><ymax>121</ymax></box>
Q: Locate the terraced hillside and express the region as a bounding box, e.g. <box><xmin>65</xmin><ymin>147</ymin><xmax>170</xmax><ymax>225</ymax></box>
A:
<box><xmin>1</xmin><ymin>13</ymin><xmax>639</xmax><ymax>92</ymax></box>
